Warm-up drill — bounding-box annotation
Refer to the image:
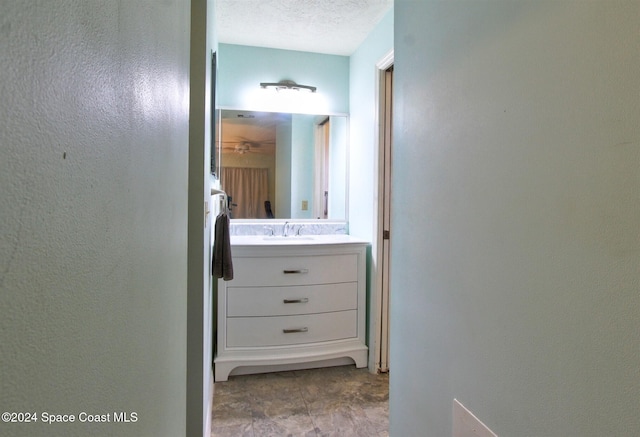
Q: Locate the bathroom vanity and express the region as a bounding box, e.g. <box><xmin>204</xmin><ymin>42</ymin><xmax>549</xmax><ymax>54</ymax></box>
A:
<box><xmin>214</xmin><ymin>235</ymin><xmax>368</xmax><ymax>381</ymax></box>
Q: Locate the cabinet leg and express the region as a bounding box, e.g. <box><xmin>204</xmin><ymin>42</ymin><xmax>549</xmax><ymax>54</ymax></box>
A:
<box><xmin>214</xmin><ymin>363</ymin><xmax>233</xmax><ymax>382</ymax></box>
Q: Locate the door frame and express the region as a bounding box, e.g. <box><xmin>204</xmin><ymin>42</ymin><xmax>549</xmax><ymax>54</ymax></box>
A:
<box><xmin>371</xmin><ymin>49</ymin><xmax>394</xmax><ymax>373</ymax></box>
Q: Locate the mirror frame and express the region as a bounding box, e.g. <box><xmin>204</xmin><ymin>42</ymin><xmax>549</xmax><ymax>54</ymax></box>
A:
<box><xmin>210</xmin><ymin>51</ymin><xmax>220</xmax><ymax>178</ymax></box>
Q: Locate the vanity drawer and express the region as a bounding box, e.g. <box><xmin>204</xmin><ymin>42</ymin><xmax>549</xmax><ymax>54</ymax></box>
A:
<box><xmin>226</xmin><ymin>310</ymin><xmax>357</xmax><ymax>347</ymax></box>
<box><xmin>227</xmin><ymin>283</ymin><xmax>357</xmax><ymax>317</ymax></box>
<box><xmin>230</xmin><ymin>254</ymin><xmax>358</xmax><ymax>287</ymax></box>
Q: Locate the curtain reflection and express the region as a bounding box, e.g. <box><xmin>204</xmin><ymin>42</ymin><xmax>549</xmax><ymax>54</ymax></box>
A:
<box><xmin>221</xmin><ymin>167</ymin><xmax>270</xmax><ymax>219</ymax></box>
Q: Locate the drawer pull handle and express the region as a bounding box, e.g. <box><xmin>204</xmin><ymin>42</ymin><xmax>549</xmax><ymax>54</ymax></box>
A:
<box><xmin>283</xmin><ymin>269</ymin><xmax>309</xmax><ymax>274</ymax></box>
<box><xmin>283</xmin><ymin>327</ymin><xmax>308</xmax><ymax>334</ymax></box>
<box><xmin>283</xmin><ymin>298</ymin><xmax>309</xmax><ymax>304</ymax></box>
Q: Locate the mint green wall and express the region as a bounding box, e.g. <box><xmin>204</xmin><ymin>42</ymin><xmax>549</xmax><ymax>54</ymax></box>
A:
<box><xmin>348</xmin><ymin>8</ymin><xmax>393</xmax><ymax>368</ymax></box>
<box><xmin>349</xmin><ymin>9</ymin><xmax>393</xmax><ymax>241</ymax></box>
<box><xmin>391</xmin><ymin>1</ymin><xmax>640</xmax><ymax>436</ymax></box>
<box><xmin>218</xmin><ymin>44</ymin><xmax>349</xmax><ymax>114</ymax></box>
<box><xmin>1</xmin><ymin>2</ymin><xmax>192</xmax><ymax>436</ymax></box>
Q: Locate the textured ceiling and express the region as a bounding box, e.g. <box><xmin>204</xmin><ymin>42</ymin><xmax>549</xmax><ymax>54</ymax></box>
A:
<box><xmin>216</xmin><ymin>0</ymin><xmax>393</xmax><ymax>56</ymax></box>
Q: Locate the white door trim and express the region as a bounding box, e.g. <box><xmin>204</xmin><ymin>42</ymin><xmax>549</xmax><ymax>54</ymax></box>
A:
<box><xmin>371</xmin><ymin>49</ymin><xmax>394</xmax><ymax>373</ymax></box>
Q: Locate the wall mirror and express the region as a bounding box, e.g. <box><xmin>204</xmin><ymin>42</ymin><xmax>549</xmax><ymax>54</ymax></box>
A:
<box><xmin>218</xmin><ymin>109</ymin><xmax>348</xmax><ymax>220</ymax></box>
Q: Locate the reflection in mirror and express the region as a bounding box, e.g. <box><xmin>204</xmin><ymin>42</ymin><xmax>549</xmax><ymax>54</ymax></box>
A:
<box><xmin>219</xmin><ymin>110</ymin><xmax>347</xmax><ymax>220</ymax></box>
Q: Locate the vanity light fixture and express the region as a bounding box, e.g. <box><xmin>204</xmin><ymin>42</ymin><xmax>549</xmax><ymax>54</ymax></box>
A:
<box><xmin>259</xmin><ymin>79</ymin><xmax>316</xmax><ymax>93</ymax></box>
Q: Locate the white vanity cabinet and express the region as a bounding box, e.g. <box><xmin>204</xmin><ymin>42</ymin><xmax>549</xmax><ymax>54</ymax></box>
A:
<box><xmin>214</xmin><ymin>238</ymin><xmax>368</xmax><ymax>381</ymax></box>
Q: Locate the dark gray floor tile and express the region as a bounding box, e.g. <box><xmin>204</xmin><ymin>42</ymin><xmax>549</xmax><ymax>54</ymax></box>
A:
<box><xmin>211</xmin><ymin>365</ymin><xmax>388</xmax><ymax>437</ymax></box>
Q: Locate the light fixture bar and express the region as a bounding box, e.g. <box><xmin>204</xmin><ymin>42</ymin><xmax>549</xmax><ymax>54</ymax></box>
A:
<box><xmin>260</xmin><ymin>79</ymin><xmax>316</xmax><ymax>93</ymax></box>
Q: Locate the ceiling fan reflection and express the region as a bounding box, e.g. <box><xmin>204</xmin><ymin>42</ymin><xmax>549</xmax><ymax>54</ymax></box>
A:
<box><xmin>221</xmin><ymin>138</ymin><xmax>275</xmax><ymax>155</ymax></box>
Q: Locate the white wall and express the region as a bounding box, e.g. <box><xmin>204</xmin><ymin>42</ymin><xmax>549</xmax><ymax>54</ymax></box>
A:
<box><xmin>0</xmin><ymin>1</ymin><xmax>191</xmax><ymax>436</ymax></box>
<box><xmin>391</xmin><ymin>1</ymin><xmax>640</xmax><ymax>436</ymax></box>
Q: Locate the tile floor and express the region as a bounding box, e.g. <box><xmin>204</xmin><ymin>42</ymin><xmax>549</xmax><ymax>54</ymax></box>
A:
<box><xmin>211</xmin><ymin>365</ymin><xmax>389</xmax><ymax>436</ymax></box>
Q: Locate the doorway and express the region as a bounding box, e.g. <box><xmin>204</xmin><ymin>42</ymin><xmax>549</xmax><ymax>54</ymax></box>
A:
<box><xmin>374</xmin><ymin>51</ymin><xmax>394</xmax><ymax>373</ymax></box>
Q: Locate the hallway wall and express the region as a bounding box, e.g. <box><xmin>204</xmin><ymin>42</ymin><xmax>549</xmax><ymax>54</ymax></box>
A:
<box><xmin>1</xmin><ymin>2</ymin><xmax>191</xmax><ymax>436</ymax></box>
<box><xmin>391</xmin><ymin>1</ymin><xmax>640</xmax><ymax>436</ymax></box>
<box><xmin>189</xmin><ymin>0</ymin><xmax>217</xmax><ymax>435</ymax></box>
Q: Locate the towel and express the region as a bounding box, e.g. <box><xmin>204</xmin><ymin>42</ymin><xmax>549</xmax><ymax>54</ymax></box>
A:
<box><xmin>212</xmin><ymin>212</ymin><xmax>233</xmax><ymax>281</ymax></box>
